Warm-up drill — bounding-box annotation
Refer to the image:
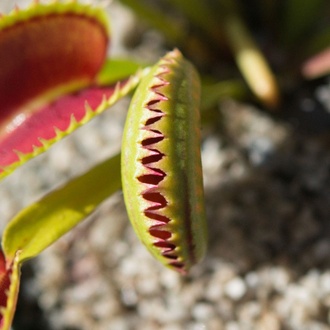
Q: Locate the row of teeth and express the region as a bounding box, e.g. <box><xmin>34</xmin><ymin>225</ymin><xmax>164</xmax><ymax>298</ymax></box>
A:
<box><xmin>138</xmin><ymin>64</ymin><xmax>185</xmax><ymax>272</ymax></box>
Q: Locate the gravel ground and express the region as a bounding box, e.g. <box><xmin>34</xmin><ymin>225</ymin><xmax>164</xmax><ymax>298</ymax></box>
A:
<box><xmin>2</xmin><ymin>1</ymin><xmax>330</xmax><ymax>330</ymax></box>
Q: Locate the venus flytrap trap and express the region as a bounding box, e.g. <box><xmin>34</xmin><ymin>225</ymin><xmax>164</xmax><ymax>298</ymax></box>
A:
<box><xmin>0</xmin><ymin>1</ymin><xmax>207</xmax><ymax>328</ymax></box>
<box><xmin>122</xmin><ymin>49</ymin><xmax>207</xmax><ymax>274</ymax></box>
<box><xmin>0</xmin><ymin>0</ymin><xmax>145</xmax><ymax>180</ymax></box>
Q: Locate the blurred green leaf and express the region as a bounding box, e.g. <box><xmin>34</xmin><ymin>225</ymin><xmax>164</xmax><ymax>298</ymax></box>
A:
<box><xmin>96</xmin><ymin>58</ymin><xmax>146</xmax><ymax>85</ymax></box>
<box><xmin>163</xmin><ymin>0</ymin><xmax>225</xmax><ymax>48</ymax></box>
<box><xmin>282</xmin><ymin>0</ymin><xmax>327</xmax><ymax>45</ymax></box>
<box><xmin>3</xmin><ymin>154</ymin><xmax>121</xmax><ymax>263</ymax></box>
<box><xmin>201</xmin><ymin>79</ymin><xmax>248</xmax><ymax>110</ymax></box>
<box><xmin>257</xmin><ymin>0</ymin><xmax>279</xmax><ymax>29</ymax></box>
<box><xmin>118</xmin><ymin>0</ymin><xmax>186</xmax><ymax>43</ymax></box>
<box><xmin>307</xmin><ymin>26</ymin><xmax>330</xmax><ymax>56</ymax></box>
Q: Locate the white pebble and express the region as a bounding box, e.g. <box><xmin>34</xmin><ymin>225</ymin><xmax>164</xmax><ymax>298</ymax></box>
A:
<box><xmin>225</xmin><ymin>277</ymin><xmax>247</xmax><ymax>300</ymax></box>
<box><xmin>161</xmin><ymin>324</ymin><xmax>184</xmax><ymax>330</ymax></box>
<box><xmin>192</xmin><ymin>303</ymin><xmax>215</xmax><ymax>321</ymax></box>
<box><xmin>225</xmin><ymin>321</ymin><xmax>240</xmax><ymax>330</ymax></box>
<box><xmin>245</xmin><ymin>271</ymin><xmax>260</xmax><ymax>288</ymax></box>
<box><xmin>106</xmin><ymin>317</ymin><xmax>129</xmax><ymax>330</ymax></box>
<box><xmin>320</xmin><ymin>272</ymin><xmax>330</xmax><ymax>296</ymax></box>
<box><xmin>188</xmin><ymin>323</ymin><xmax>207</xmax><ymax>330</ymax></box>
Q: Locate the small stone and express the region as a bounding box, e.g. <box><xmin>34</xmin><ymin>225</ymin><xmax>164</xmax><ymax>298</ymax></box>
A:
<box><xmin>300</xmin><ymin>269</ymin><xmax>320</xmax><ymax>295</ymax></box>
<box><xmin>160</xmin><ymin>269</ymin><xmax>181</xmax><ymax>290</ymax></box>
<box><xmin>161</xmin><ymin>324</ymin><xmax>184</xmax><ymax>330</ymax></box>
<box><xmin>136</xmin><ymin>274</ymin><xmax>160</xmax><ymax>295</ymax></box>
<box><xmin>270</xmin><ymin>267</ymin><xmax>291</xmax><ymax>293</ymax></box>
<box><xmin>237</xmin><ymin>302</ymin><xmax>261</xmax><ymax>322</ymax></box>
<box><xmin>138</xmin><ymin>298</ymin><xmax>164</xmax><ymax>320</ymax></box>
<box><xmin>61</xmin><ymin>304</ymin><xmax>89</xmax><ymax>329</ymax></box>
<box><xmin>216</xmin><ymin>299</ymin><xmax>235</xmax><ymax>321</ymax></box>
<box><xmin>91</xmin><ymin>298</ymin><xmax>120</xmax><ymax>319</ymax></box>
<box><xmin>121</xmin><ymin>285</ymin><xmax>138</xmax><ymax>307</ymax></box>
<box><xmin>181</xmin><ymin>280</ymin><xmax>206</xmax><ymax>307</ymax></box>
<box><xmin>213</xmin><ymin>265</ymin><xmax>237</xmax><ymax>284</ymax></box>
<box><xmin>157</xmin><ymin>294</ymin><xmax>187</xmax><ymax>323</ymax></box>
<box><xmin>105</xmin><ymin>317</ymin><xmax>129</xmax><ymax>330</ymax></box>
<box><xmin>206</xmin><ymin>318</ymin><xmax>224</xmax><ymax>330</ymax></box>
<box><xmin>119</xmin><ymin>256</ymin><xmax>141</xmax><ymax>276</ymax></box>
<box><xmin>188</xmin><ymin>323</ymin><xmax>207</xmax><ymax>330</ymax></box>
<box><xmin>224</xmin><ymin>277</ymin><xmax>247</xmax><ymax>300</ymax></box>
<box><xmin>245</xmin><ymin>271</ymin><xmax>260</xmax><ymax>289</ymax></box>
<box><xmin>204</xmin><ymin>278</ymin><xmax>224</xmax><ymax>301</ymax></box>
<box><xmin>319</xmin><ymin>272</ymin><xmax>330</xmax><ymax>296</ymax></box>
<box><xmin>192</xmin><ymin>303</ymin><xmax>215</xmax><ymax>321</ymax></box>
<box><xmin>256</xmin><ymin>312</ymin><xmax>281</xmax><ymax>330</ymax></box>
<box><xmin>225</xmin><ymin>321</ymin><xmax>240</xmax><ymax>330</ymax></box>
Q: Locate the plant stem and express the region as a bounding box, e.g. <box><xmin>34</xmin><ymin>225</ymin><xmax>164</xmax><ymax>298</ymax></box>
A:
<box><xmin>223</xmin><ymin>13</ymin><xmax>280</xmax><ymax>109</ymax></box>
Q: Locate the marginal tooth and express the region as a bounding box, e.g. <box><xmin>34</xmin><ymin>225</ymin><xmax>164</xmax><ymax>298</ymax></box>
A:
<box><xmin>0</xmin><ymin>306</ymin><xmax>6</xmax><ymax>315</ymax></box>
<box><xmin>38</xmin><ymin>137</ymin><xmax>49</xmax><ymax>147</ymax></box>
<box><xmin>0</xmin><ymin>166</ymin><xmax>12</xmax><ymax>174</ymax></box>
<box><xmin>140</xmin><ymin>131</ymin><xmax>164</xmax><ymax>147</ymax></box>
<box><xmin>162</xmin><ymin>57</ymin><xmax>176</xmax><ymax>65</ymax></box>
<box><xmin>68</xmin><ymin>113</ymin><xmax>78</xmax><ymax>130</ymax></box>
<box><xmin>32</xmin><ymin>145</ymin><xmax>39</xmax><ymax>153</ymax></box>
<box><xmin>143</xmin><ymin>166</ymin><xmax>165</xmax><ymax>177</ymax></box>
<box><xmin>13</xmin><ymin>150</ymin><xmax>26</xmax><ymax>160</ymax></box>
<box><xmin>130</xmin><ymin>70</ymin><xmax>141</xmax><ymax>84</ymax></box>
<box><xmin>141</xmin><ymin>151</ymin><xmax>164</xmax><ymax>166</ymax></box>
<box><xmin>14</xmin><ymin>4</ymin><xmax>20</xmax><ymax>13</ymax></box>
<box><xmin>0</xmin><ymin>13</ymin><xmax>4</xmax><ymax>19</ymax></box>
<box><xmin>122</xmin><ymin>76</ymin><xmax>138</xmax><ymax>95</ymax></box>
<box><xmin>53</xmin><ymin>126</ymin><xmax>63</xmax><ymax>138</ymax></box>
<box><xmin>156</xmin><ymin>67</ymin><xmax>171</xmax><ymax>77</ymax></box>
<box><xmin>142</xmin><ymin>148</ymin><xmax>163</xmax><ymax>159</ymax></box>
<box><xmin>84</xmin><ymin>101</ymin><xmax>94</xmax><ymax>117</ymax></box>
<box><xmin>112</xmin><ymin>82</ymin><xmax>121</xmax><ymax>100</ymax></box>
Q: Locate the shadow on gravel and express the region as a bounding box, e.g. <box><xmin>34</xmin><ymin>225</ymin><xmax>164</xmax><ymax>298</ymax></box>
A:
<box><xmin>206</xmin><ymin>131</ymin><xmax>330</xmax><ymax>276</ymax></box>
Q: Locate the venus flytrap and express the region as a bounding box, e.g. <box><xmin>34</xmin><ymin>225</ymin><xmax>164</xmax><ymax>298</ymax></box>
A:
<box><xmin>0</xmin><ymin>1</ymin><xmax>207</xmax><ymax>328</ymax></box>
<box><xmin>4</xmin><ymin>0</ymin><xmax>330</xmax><ymax>327</ymax></box>
<box><xmin>122</xmin><ymin>49</ymin><xmax>207</xmax><ymax>274</ymax></box>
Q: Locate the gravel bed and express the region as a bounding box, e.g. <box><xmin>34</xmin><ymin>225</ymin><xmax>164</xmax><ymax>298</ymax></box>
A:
<box><xmin>2</xmin><ymin>1</ymin><xmax>330</xmax><ymax>330</ymax></box>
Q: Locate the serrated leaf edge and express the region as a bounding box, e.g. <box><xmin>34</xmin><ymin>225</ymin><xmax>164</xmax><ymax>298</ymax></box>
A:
<box><xmin>0</xmin><ymin>69</ymin><xmax>148</xmax><ymax>181</ymax></box>
<box><xmin>0</xmin><ymin>0</ymin><xmax>110</xmax><ymax>36</ymax></box>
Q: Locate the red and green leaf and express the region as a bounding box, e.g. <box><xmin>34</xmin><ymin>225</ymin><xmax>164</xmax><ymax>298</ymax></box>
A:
<box><xmin>0</xmin><ymin>1</ymin><xmax>144</xmax><ymax>180</ymax></box>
